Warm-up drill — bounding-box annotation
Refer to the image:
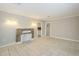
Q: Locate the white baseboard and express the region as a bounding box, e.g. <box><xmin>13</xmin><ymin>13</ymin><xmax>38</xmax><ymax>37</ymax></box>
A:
<box><xmin>50</xmin><ymin>36</ymin><xmax>79</xmax><ymax>42</ymax></box>
<box><xmin>0</xmin><ymin>42</ymin><xmax>22</xmax><ymax>48</ymax></box>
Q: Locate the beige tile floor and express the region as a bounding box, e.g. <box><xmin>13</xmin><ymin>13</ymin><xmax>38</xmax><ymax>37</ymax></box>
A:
<box><xmin>0</xmin><ymin>37</ymin><xmax>79</xmax><ymax>56</ymax></box>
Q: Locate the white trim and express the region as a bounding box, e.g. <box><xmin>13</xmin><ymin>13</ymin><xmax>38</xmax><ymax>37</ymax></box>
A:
<box><xmin>0</xmin><ymin>42</ymin><xmax>21</xmax><ymax>48</ymax></box>
<box><xmin>50</xmin><ymin>36</ymin><xmax>79</xmax><ymax>42</ymax></box>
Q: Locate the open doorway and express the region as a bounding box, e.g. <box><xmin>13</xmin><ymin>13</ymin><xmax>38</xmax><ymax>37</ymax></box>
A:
<box><xmin>46</xmin><ymin>23</ymin><xmax>50</xmax><ymax>37</ymax></box>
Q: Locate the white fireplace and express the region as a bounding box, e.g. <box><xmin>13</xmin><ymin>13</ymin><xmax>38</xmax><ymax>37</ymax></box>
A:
<box><xmin>21</xmin><ymin>30</ymin><xmax>32</xmax><ymax>42</ymax></box>
<box><xmin>16</xmin><ymin>28</ymin><xmax>34</xmax><ymax>42</ymax></box>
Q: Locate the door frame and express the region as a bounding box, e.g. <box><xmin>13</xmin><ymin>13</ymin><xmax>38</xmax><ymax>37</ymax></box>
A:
<box><xmin>45</xmin><ymin>22</ymin><xmax>51</xmax><ymax>37</ymax></box>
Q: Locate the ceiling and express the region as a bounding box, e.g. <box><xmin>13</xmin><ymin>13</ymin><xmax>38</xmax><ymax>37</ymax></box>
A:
<box><xmin>0</xmin><ymin>3</ymin><xmax>79</xmax><ymax>20</ymax></box>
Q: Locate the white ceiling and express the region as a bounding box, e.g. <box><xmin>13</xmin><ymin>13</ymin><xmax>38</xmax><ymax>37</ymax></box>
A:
<box><xmin>0</xmin><ymin>3</ymin><xmax>79</xmax><ymax>20</ymax></box>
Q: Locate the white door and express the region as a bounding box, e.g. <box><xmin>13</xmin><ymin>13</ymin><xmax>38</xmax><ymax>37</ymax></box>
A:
<box><xmin>46</xmin><ymin>23</ymin><xmax>50</xmax><ymax>37</ymax></box>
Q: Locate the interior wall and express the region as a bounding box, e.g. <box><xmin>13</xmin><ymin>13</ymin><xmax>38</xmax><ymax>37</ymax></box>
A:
<box><xmin>0</xmin><ymin>10</ymin><xmax>79</xmax><ymax>46</ymax></box>
<box><xmin>0</xmin><ymin>11</ymin><xmax>38</xmax><ymax>46</ymax></box>
<box><xmin>51</xmin><ymin>16</ymin><xmax>79</xmax><ymax>41</ymax></box>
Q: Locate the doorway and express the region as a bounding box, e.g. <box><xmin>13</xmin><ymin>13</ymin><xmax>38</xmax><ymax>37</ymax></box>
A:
<box><xmin>46</xmin><ymin>23</ymin><xmax>50</xmax><ymax>36</ymax></box>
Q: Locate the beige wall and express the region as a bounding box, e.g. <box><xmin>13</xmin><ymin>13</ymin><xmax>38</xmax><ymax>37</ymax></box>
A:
<box><xmin>0</xmin><ymin>11</ymin><xmax>38</xmax><ymax>46</ymax></box>
<box><xmin>0</xmin><ymin>11</ymin><xmax>79</xmax><ymax>46</ymax></box>
<box><xmin>42</xmin><ymin>16</ymin><xmax>79</xmax><ymax>41</ymax></box>
<box><xmin>51</xmin><ymin>16</ymin><xmax>79</xmax><ymax>41</ymax></box>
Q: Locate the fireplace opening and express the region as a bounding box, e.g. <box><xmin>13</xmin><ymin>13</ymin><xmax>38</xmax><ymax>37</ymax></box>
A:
<box><xmin>16</xmin><ymin>28</ymin><xmax>34</xmax><ymax>42</ymax></box>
